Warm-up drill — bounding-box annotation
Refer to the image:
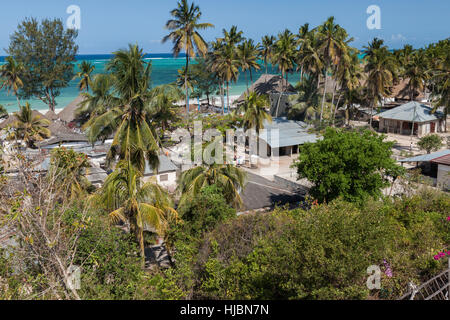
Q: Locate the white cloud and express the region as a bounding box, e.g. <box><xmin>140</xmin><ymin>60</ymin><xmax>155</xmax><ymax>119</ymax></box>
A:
<box><xmin>391</xmin><ymin>34</ymin><xmax>406</xmax><ymax>41</ymax></box>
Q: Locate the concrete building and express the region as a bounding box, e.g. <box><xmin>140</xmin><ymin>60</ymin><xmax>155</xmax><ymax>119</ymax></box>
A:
<box><xmin>376</xmin><ymin>101</ymin><xmax>445</xmax><ymax>137</ymax></box>
<box><xmin>431</xmin><ymin>154</ymin><xmax>450</xmax><ymax>191</ymax></box>
<box><xmin>258</xmin><ymin>117</ymin><xmax>319</xmax><ymax>159</ymax></box>
<box><xmin>143</xmin><ymin>155</ymin><xmax>179</xmax><ymax>192</ymax></box>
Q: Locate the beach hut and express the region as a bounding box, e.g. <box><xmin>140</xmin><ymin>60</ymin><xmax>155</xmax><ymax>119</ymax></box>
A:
<box><xmin>431</xmin><ymin>154</ymin><xmax>450</xmax><ymax>190</ymax></box>
<box><xmin>57</xmin><ymin>95</ymin><xmax>85</xmax><ymax>124</ymax></box>
<box><xmin>45</xmin><ymin>110</ymin><xmax>59</xmax><ymax>121</ymax></box>
<box><xmin>377</xmin><ymin>101</ymin><xmax>445</xmax><ymax>137</ymax></box>
<box><xmin>143</xmin><ymin>155</ymin><xmax>179</xmax><ymax>192</ymax></box>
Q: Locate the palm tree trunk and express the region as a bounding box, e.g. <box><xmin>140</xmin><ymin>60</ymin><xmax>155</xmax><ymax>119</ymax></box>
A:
<box><xmin>221</xmin><ymin>82</ymin><xmax>225</xmax><ymax>114</ymax></box>
<box><xmin>369</xmin><ymin>101</ymin><xmax>374</xmax><ymax>128</ymax></box>
<box><xmin>226</xmin><ymin>81</ymin><xmax>230</xmax><ymax>114</ymax></box>
<box><xmin>332</xmin><ymin>93</ymin><xmax>342</xmax><ymax>126</ymax></box>
<box><xmin>300</xmin><ymin>66</ymin><xmax>303</xmax><ymax>83</ymax></box>
<box><xmin>265</xmin><ymin>61</ymin><xmax>268</xmax><ymax>74</ymax></box>
<box><xmin>250</xmin><ymin>68</ymin><xmax>253</xmax><ymax>84</ymax></box>
<box><xmin>245</xmin><ymin>71</ymin><xmax>248</xmax><ymax>91</ymax></box>
<box><xmin>320</xmin><ymin>70</ymin><xmax>329</xmax><ymax>123</ymax></box>
<box><xmin>185</xmin><ymin>49</ymin><xmax>190</xmax><ymax>117</ymax></box>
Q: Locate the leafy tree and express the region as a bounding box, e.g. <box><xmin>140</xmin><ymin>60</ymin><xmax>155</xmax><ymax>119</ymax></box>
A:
<box><xmin>190</xmin><ymin>58</ymin><xmax>220</xmax><ymax>105</ymax></box>
<box><xmin>163</xmin><ymin>0</ymin><xmax>214</xmax><ymax>116</ymax></box>
<box><xmin>417</xmin><ymin>134</ymin><xmax>443</xmax><ymax>154</ymax></box>
<box><xmin>0</xmin><ymin>56</ymin><xmax>24</xmax><ymax>108</ymax></box>
<box><xmin>293</xmin><ymin>128</ymin><xmax>404</xmax><ymax>203</ymax></box>
<box><xmin>8</xmin><ymin>102</ymin><xmax>50</xmax><ymax>148</ymax></box>
<box><xmin>178</xmin><ymin>184</ymin><xmax>236</xmax><ymax>236</ymax></box>
<box><xmin>74</xmin><ymin>61</ymin><xmax>95</xmax><ymax>92</ymax></box>
<box><xmin>288</xmin><ymin>76</ymin><xmax>321</xmax><ymax>121</ymax></box>
<box><xmin>8</xmin><ymin>18</ymin><xmax>78</xmax><ymax>111</ymax></box>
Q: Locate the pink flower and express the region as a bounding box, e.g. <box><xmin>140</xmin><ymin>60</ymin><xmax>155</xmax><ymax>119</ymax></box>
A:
<box><xmin>434</xmin><ymin>255</ymin><xmax>440</xmax><ymax>260</ymax></box>
<box><xmin>446</xmin><ymin>216</ymin><xmax>450</xmax><ymax>221</ymax></box>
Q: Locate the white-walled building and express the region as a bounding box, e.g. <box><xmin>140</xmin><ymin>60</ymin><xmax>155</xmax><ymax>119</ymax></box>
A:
<box><xmin>431</xmin><ymin>154</ymin><xmax>450</xmax><ymax>191</ymax></box>
<box><xmin>143</xmin><ymin>155</ymin><xmax>179</xmax><ymax>192</ymax></box>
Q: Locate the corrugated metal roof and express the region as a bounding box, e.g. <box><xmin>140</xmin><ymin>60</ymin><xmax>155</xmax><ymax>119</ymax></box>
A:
<box><xmin>431</xmin><ymin>154</ymin><xmax>450</xmax><ymax>166</ymax></box>
<box><xmin>398</xmin><ymin>149</ymin><xmax>450</xmax><ymax>162</ymax></box>
<box><xmin>376</xmin><ymin>101</ymin><xmax>444</xmax><ymax>122</ymax></box>
<box><xmin>258</xmin><ymin>117</ymin><xmax>319</xmax><ymax>148</ymax></box>
<box><xmin>144</xmin><ymin>155</ymin><xmax>178</xmax><ymax>175</ymax></box>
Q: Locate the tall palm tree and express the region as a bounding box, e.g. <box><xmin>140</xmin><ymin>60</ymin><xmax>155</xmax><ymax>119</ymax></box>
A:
<box><xmin>259</xmin><ymin>35</ymin><xmax>276</xmax><ymax>74</ymax></box>
<box><xmin>287</xmin><ymin>76</ymin><xmax>321</xmax><ymax>121</ymax></box>
<box><xmin>77</xmin><ymin>74</ymin><xmax>118</xmax><ymax>125</ymax></box>
<box><xmin>8</xmin><ymin>102</ymin><xmax>50</xmax><ymax>148</ymax></box>
<box><xmin>296</xmin><ymin>23</ymin><xmax>310</xmax><ymax>82</ymax></box>
<box><xmin>99</xmin><ymin>160</ymin><xmax>177</xmax><ymax>261</ymax></box>
<box><xmin>272</xmin><ymin>29</ymin><xmax>297</xmax><ymax>91</ymax></box>
<box><xmin>84</xmin><ymin>44</ymin><xmax>159</xmax><ymax>173</ymax></box>
<box><xmin>404</xmin><ymin>50</ymin><xmax>429</xmax><ymax>101</ymax></box>
<box><xmin>0</xmin><ymin>56</ymin><xmax>24</xmax><ymax>108</ymax></box>
<box><xmin>241</xmin><ymin>91</ymin><xmax>272</xmax><ymax>135</ymax></box>
<box><xmin>147</xmin><ymin>84</ymin><xmax>184</xmax><ymax>134</ymax></box>
<box><xmin>316</xmin><ymin>16</ymin><xmax>349</xmax><ymax>123</ymax></box>
<box><xmin>74</xmin><ymin>61</ymin><xmax>95</xmax><ymax>92</ymax></box>
<box><xmin>178</xmin><ymin>163</ymin><xmax>246</xmax><ymax>209</ymax></box>
<box><xmin>210</xmin><ymin>43</ymin><xmax>240</xmax><ymax>114</ymax></box>
<box><xmin>237</xmin><ymin>39</ymin><xmax>261</xmax><ymax>89</ymax></box>
<box><xmin>332</xmin><ymin>48</ymin><xmax>363</xmax><ymax>125</ymax></box>
<box><xmin>219</xmin><ymin>25</ymin><xmax>244</xmax><ymax>47</ymax></box>
<box><xmin>163</xmin><ymin>0</ymin><xmax>214</xmax><ymax>116</ymax></box>
<box><xmin>364</xmin><ymin>38</ymin><xmax>396</xmax><ymax>127</ymax></box>
<box><xmin>297</xmin><ymin>29</ymin><xmax>324</xmax><ymax>85</ymax></box>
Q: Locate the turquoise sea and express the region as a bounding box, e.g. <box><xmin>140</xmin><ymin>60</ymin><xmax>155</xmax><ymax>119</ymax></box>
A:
<box><xmin>0</xmin><ymin>53</ymin><xmax>296</xmax><ymax>113</ymax></box>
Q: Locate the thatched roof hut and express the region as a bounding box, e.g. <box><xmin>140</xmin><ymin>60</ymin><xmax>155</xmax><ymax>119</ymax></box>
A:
<box><xmin>45</xmin><ymin>110</ymin><xmax>59</xmax><ymax>121</ymax></box>
<box><xmin>387</xmin><ymin>78</ymin><xmax>426</xmax><ymax>101</ymax></box>
<box><xmin>57</xmin><ymin>95</ymin><xmax>85</xmax><ymax>123</ymax></box>
<box><xmin>236</xmin><ymin>74</ymin><xmax>296</xmax><ymax>104</ymax></box>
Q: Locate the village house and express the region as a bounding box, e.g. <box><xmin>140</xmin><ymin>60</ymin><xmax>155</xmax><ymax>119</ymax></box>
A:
<box><xmin>376</xmin><ymin>101</ymin><xmax>445</xmax><ymax>137</ymax></box>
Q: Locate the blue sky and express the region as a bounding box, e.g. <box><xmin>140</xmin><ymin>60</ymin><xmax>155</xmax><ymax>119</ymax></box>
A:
<box><xmin>0</xmin><ymin>0</ymin><xmax>448</xmax><ymax>55</ymax></box>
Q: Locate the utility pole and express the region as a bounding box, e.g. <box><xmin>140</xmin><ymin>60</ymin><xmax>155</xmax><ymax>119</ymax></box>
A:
<box><xmin>410</xmin><ymin>103</ymin><xmax>417</xmax><ymax>151</ymax></box>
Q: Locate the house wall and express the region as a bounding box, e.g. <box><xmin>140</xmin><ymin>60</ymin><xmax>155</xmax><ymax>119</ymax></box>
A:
<box><xmin>379</xmin><ymin>118</ymin><xmax>443</xmax><ymax>137</ymax></box>
<box><xmin>436</xmin><ymin>164</ymin><xmax>450</xmax><ymax>191</ymax></box>
<box><xmin>143</xmin><ymin>171</ymin><xmax>177</xmax><ymax>192</ymax></box>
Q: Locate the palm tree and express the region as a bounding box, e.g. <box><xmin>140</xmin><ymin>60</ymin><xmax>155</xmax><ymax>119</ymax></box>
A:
<box><xmin>316</xmin><ymin>16</ymin><xmax>349</xmax><ymax>123</ymax></box>
<box><xmin>332</xmin><ymin>48</ymin><xmax>363</xmax><ymax>125</ymax></box>
<box><xmin>287</xmin><ymin>76</ymin><xmax>321</xmax><ymax>121</ymax></box>
<box><xmin>147</xmin><ymin>84</ymin><xmax>184</xmax><ymax>134</ymax></box>
<box><xmin>219</xmin><ymin>25</ymin><xmax>244</xmax><ymax>47</ymax></box>
<box><xmin>178</xmin><ymin>163</ymin><xmax>246</xmax><ymax>209</ymax></box>
<box><xmin>98</xmin><ymin>160</ymin><xmax>177</xmax><ymax>261</ymax></box>
<box><xmin>0</xmin><ymin>56</ymin><xmax>24</xmax><ymax>108</ymax></box>
<box><xmin>0</xmin><ymin>105</ymin><xmax>7</xmax><ymax>120</ymax></box>
<box><xmin>8</xmin><ymin>102</ymin><xmax>50</xmax><ymax>148</ymax></box>
<box><xmin>210</xmin><ymin>43</ymin><xmax>240</xmax><ymax>114</ymax></box>
<box><xmin>297</xmin><ymin>29</ymin><xmax>324</xmax><ymax>85</ymax></box>
<box><xmin>272</xmin><ymin>29</ymin><xmax>297</xmax><ymax>91</ymax></box>
<box><xmin>364</xmin><ymin>38</ymin><xmax>396</xmax><ymax>128</ymax></box>
<box><xmin>296</xmin><ymin>23</ymin><xmax>310</xmax><ymax>82</ymax></box>
<box><xmin>237</xmin><ymin>39</ymin><xmax>261</xmax><ymax>89</ymax></box>
<box><xmin>84</xmin><ymin>44</ymin><xmax>159</xmax><ymax>173</ymax></box>
<box><xmin>241</xmin><ymin>91</ymin><xmax>272</xmax><ymax>134</ymax></box>
<box><xmin>404</xmin><ymin>50</ymin><xmax>429</xmax><ymax>101</ymax></box>
<box><xmin>77</xmin><ymin>74</ymin><xmax>118</xmax><ymax>125</ymax></box>
<box><xmin>74</xmin><ymin>61</ymin><xmax>95</xmax><ymax>92</ymax></box>
<box><xmin>259</xmin><ymin>35</ymin><xmax>276</xmax><ymax>74</ymax></box>
<box><xmin>163</xmin><ymin>0</ymin><xmax>214</xmax><ymax>116</ymax></box>
<box><xmin>430</xmin><ymin>40</ymin><xmax>449</xmax><ymax>131</ymax></box>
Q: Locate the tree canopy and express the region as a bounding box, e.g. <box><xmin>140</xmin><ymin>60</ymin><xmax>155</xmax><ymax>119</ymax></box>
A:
<box><xmin>293</xmin><ymin>128</ymin><xmax>404</xmax><ymax>203</ymax></box>
<box><xmin>8</xmin><ymin>18</ymin><xmax>78</xmax><ymax>111</ymax></box>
